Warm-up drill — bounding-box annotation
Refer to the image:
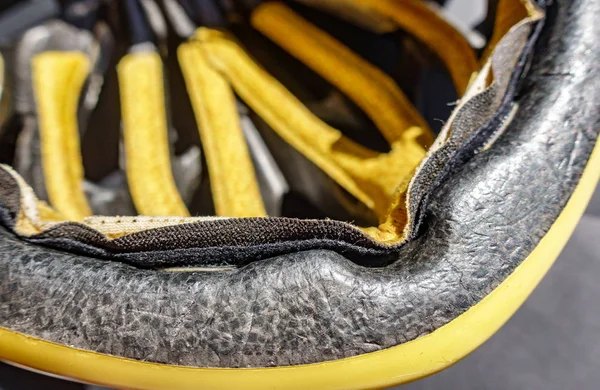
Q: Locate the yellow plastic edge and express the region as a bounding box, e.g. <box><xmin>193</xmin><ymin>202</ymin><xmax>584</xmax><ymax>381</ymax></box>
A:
<box><xmin>1</xmin><ymin>137</ymin><xmax>599</xmax><ymax>389</ymax></box>
<box><xmin>117</xmin><ymin>51</ymin><xmax>190</xmax><ymax>217</ymax></box>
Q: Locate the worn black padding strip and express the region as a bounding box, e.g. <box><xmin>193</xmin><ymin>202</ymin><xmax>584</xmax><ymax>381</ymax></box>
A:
<box><xmin>0</xmin><ymin>0</ymin><xmax>598</xmax><ymax>368</ymax></box>
<box><xmin>407</xmin><ymin>0</ymin><xmax>548</xmax><ymax>238</ymax></box>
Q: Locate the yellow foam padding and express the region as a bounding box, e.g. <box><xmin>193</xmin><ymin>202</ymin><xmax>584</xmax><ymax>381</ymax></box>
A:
<box><xmin>117</xmin><ymin>51</ymin><xmax>190</xmax><ymax>217</ymax></box>
<box><xmin>292</xmin><ymin>0</ymin><xmax>478</xmax><ymax>95</ymax></box>
<box><xmin>32</xmin><ymin>52</ymin><xmax>92</xmax><ymax>221</ymax></box>
<box><xmin>251</xmin><ymin>2</ymin><xmax>431</xmax><ymax>144</ymax></box>
<box><xmin>1</xmin><ymin>137</ymin><xmax>599</xmax><ymax>390</ymax></box>
<box><xmin>194</xmin><ymin>29</ymin><xmax>429</xmax><ymax>219</ymax></box>
<box><xmin>37</xmin><ymin>200</ymin><xmax>65</xmax><ymax>223</ymax></box>
<box><xmin>178</xmin><ymin>42</ymin><xmax>267</xmax><ymax>217</ymax></box>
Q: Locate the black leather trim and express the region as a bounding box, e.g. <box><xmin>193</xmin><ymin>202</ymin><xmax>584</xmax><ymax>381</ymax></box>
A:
<box><xmin>1</xmin><ymin>0</ymin><xmax>599</xmax><ymax>368</ymax></box>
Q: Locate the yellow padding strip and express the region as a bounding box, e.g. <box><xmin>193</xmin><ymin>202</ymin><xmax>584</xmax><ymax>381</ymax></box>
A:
<box><xmin>251</xmin><ymin>2</ymin><xmax>430</xmax><ymax>144</ymax></box>
<box><xmin>178</xmin><ymin>42</ymin><xmax>266</xmax><ymax>217</ymax></box>
<box><xmin>302</xmin><ymin>0</ymin><xmax>479</xmax><ymax>95</ymax></box>
<box><xmin>117</xmin><ymin>52</ymin><xmax>189</xmax><ymax>217</ymax></box>
<box><xmin>195</xmin><ymin>29</ymin><xmax>429</xmax><ymax>219</ymax></box>
<box><xmin>32</xmin><ymin>52</ymin><xmax>92</xmax><ymax>221</ymax></box>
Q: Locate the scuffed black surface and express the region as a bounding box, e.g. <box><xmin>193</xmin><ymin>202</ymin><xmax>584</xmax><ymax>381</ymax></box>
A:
<box><xmin>402</xmin><ymin>215</ymin><xmax>600</xmax><ymax>390</ymax></box>
<box><xmin>0</xmin><ymin>0</ymin><xmax>599</xmax><ymax>368</ymax></box>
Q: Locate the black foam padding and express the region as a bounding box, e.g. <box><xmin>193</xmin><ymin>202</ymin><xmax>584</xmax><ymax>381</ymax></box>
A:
<box><xmin>0</xmin><ymin>0</ymin><xmax>598</xmax><ymax>368</ymax></box>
